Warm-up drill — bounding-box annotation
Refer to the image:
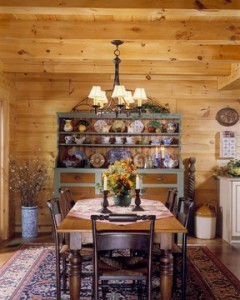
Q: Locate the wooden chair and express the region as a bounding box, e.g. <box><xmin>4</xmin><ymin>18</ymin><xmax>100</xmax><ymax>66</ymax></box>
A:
<box><xmin>91</xmin><ymin>214</ymin><xmax>156</xmax><ymax>300</ymax></box>
<box><xmin>173</xmin><ymin>197</ymin><xmax>194</xmax><ymax>300</ymax></box>
<box><xmin>47</xmin><ymin>197</ymin><xmax>69</xmax><ymax>300</ymax></box>
<box><xmin>59</xmin><ymin>187</ymin><xmax>75</xmax><ymax>217</ymax></box>
<box><xmin>165</xmin><ymin>188</ymin><xmax>178</xmax><ymax>213</ymax></box>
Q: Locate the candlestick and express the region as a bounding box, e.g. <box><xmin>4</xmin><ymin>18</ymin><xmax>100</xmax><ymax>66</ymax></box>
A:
<box><xmin>98</xmin><ymin>190</ymin><xmax>112</xmax><ymax>214</ymax></box>
<box><xmin>136</xmin><ymin>173</ymin><xmax>140</xmax><ymax>189</ymax></box>
<box><xmin>132</xmin><ymin>189</ymin><xmax>144</xmax><ymax>211</ymax></box>
<box><xmin>103</xmin><ymin>174</ymin><xmax>108</xmax><ymax>191</ymax></box>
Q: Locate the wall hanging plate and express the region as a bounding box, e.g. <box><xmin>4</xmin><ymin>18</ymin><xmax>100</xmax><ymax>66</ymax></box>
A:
<box><xmin>90</xmin><ymin>153</ymin><xmax>105</xmax><ymax>168</ymax></box>
<box><xmin>111</xmin><ymin>120</ymin><xmax>126</xmax><ymax>132</ymax></box>
<box><xmin>107</xmin><ymin>149</ymin><xmax>131</xmax><ymax>165</ymax></box>
<box><xmin>216</xmin><ymin>107</ymin><xmax>239</xmax><ymax>126</ymax></box>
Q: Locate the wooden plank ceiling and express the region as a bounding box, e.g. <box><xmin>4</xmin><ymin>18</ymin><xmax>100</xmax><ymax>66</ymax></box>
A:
<box><xmin>0</xmin><ymin>0</ymin><xmax>240</xmax><ymax>90</ymax></box>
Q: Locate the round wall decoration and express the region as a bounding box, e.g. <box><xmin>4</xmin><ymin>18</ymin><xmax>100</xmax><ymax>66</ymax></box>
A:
<box><xmin>215</xmin><ymin>107</ymin><xmax>239</xmax><ymax>126</ymax></box>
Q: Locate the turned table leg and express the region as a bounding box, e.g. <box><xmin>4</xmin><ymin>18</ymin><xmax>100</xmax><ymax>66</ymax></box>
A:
<box><xmin>69</xmin><ymin>249</ymin><xmax>81</xmax><ymax>300</ymax></box>
<box><xmin>160</xmin><ymin>249</ymin><xmax>174</xmax><ymax>300</ymax></box>
<box><xmin>69</xmin><ymin>232</ymin><xmax>83</xmax><ymax>299</ymax></box>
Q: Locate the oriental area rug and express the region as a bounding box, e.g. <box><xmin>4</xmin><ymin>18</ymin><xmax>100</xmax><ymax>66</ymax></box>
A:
<box><xmin>0</xmin><ymin>244</ymin><xmax>239</xmax><ymax>299</ymax></box>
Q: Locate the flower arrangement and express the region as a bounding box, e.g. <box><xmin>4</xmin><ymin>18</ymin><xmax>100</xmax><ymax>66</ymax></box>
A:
<box><xmin>104</xmin><ymin>158</ymin><xmax>138</xmax><ymax>197</ymax></box>
<box><xmin>9</xmin><ymin>157</ymin><xmax>50</xmax><ymax>207</ymax></box>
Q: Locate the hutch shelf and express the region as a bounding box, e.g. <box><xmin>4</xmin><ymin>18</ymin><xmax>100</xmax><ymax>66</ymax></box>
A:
<box><xmin>54</xmin><ymin>112</ymin><xmax>184</xmax><ymax>201</ymax></box>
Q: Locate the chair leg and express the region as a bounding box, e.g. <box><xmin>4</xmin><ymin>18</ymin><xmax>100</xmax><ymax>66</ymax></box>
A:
<box><xmin>55</xmin><ymin>245</ymin><xmax>61</xmax><ymax>300</ymax></box>
<box><xmin>182</xmin><ymin>234</ymin><xmax>187</xmax><ymax>300</ymax></box>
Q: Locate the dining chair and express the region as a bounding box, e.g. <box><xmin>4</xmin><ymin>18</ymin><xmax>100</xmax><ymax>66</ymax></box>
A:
<box><xmin>165</xmin><ymin>188</ymin><xmax>178</xmax><ymax>214</ymax></box>
<box><xmin>91</xmin><ymin>214</ymin><xmax>156</xmax><ymax>300</ymax></box>
<box><xmin>60</xmin><ymin>187</ymin><xmax>93</xmax><ymax>253</ymax></box>
<box><xmin>173</xmin><ymin>197</ymin><xmax>194</xmax><ymax>300</ymax></box>
<box><xmin>59</xmin><ymin>187</ymin><xmax>75</xmax><ymax>217</ymax></box>
<box><xmin>47</xmin><ymin>197</ymin><xmax>69</xmax><ymax>300</ymax></box>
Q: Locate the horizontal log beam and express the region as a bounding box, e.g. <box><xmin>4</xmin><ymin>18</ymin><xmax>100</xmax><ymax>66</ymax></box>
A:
<box><xmin>0</xmin><ymin>20</ymin><xmax>240</xmax><ymax>44</ymax></box>
<box><xmin>0</xmin><ymin>40</ymin><xmax>240</xmax><ymax>62</ymax></box>
<box><xmin>0</xmin><ymin>0</ymin><xmax>239</xmax><ymax>15</ymax></box>
<box><xmin>3</xmin><ymin>59</ymin><xmax>230</xmax><ymax>76</ymax></box>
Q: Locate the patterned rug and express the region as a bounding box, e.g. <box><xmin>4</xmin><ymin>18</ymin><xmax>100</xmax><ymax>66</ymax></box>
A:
<box><xmin>0</xmin><ymin>244</ymin><xmax>239</xmax><ymax>299</ymax></box>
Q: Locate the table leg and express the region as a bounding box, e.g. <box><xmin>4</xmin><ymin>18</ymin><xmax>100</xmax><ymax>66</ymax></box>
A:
<box><xmin>69</xmin><ymin>249</ymin><xmax>81</xmax><ymax>300</ymax></box>
<box><xmin>160</xmin><ymin>249</ymin><xmax>174</xmax><ymax>300</ymax></box>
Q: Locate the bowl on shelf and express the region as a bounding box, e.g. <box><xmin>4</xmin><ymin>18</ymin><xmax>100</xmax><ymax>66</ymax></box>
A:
<box><xmin>62</xmin><ymin>159</ymin><xmax>80</xmax><ymax>168</ymax></box>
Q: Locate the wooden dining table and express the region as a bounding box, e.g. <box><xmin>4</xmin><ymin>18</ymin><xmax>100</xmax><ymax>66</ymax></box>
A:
<box><xmin>57</xmin><ymin>197</ymin><xmax>187</xmax><ymax>300</ymax></box>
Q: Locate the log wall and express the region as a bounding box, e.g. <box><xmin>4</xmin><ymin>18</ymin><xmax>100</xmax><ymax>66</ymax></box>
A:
<box><xmin>13</xmin><ymin>73</ymin><xmax>240</xmax><ymax>233</ymax></box>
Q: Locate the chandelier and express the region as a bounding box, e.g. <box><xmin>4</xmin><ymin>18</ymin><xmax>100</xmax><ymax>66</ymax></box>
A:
<box><xmin>88</xmin><ymin>40</ymin><xmax>147</xmax><ymax>116</ymax></box>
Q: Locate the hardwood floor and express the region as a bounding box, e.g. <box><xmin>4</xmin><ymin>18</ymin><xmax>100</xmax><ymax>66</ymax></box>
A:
<box><xmin>0</xmin><ymin>234</ymin><xmax>240</xmax><ymax>281</ymax></box>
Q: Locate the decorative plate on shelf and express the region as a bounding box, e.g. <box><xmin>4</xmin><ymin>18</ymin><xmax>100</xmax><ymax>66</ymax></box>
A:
<box><xmin>107</xmin><ymin>149</ymin><xmax>131</xmax><ymax>165</ymax></box>
<box><xmin>133</xmin><ymin>153</ymin><xmax>146</xmax><ymax>168</ymax></box>
<box><xmin>90</xmin><ymin>153</ymin><xmax>105</xmax><ymax>168</ymax></box>
<box><xmin>64</xmin><ymin>146</ymin><xmax>86</xmax><ymax>167</ymax></box>
<box><xmin>94</xmin><ymin>120</ymin><xmax>108</xmax><ymax>133</ymax></box>
<box><xmin>129</xmin><ymin>120</ymin><xmax>144</xmax><ymax>133</ymax></box>
<box><xmin>111</xmin><ymin>120</ymin><xmax>126</xmax><ymax>132</ymax></box>
<box><xmin>76</xmin><ymin>120</ymin><xmax>90</xmax><ymax>132</ymax></box>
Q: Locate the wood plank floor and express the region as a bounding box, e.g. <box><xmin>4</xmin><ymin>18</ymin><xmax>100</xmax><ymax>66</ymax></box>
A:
<box><xmin>0</xmin><ymin>234</ymin><xmax>240</xmax><ymax>281</ymax></box>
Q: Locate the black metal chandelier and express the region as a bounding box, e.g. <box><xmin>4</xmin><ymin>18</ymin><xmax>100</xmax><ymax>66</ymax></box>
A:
<box><xmin>88</xmin><ymin>40</ymin><xmax>147</xmax><ymax>116</ymax></box>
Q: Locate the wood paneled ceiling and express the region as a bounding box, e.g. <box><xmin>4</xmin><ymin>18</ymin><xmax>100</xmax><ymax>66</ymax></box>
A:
<box><xmin>0</xmin><ymin>0</ymin><xmax>240</xmax><ymax>90</ymax></box>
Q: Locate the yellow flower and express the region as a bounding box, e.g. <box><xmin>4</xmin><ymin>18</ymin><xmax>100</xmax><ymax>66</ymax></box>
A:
<box><xmin>104</xmin><ymin>158</ymin><xmax>137</xmax><ymax>196</ymax></box>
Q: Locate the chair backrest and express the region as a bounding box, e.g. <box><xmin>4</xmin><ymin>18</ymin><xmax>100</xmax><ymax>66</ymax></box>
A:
<box><xmin>60</xmin><ymin>187</ymin><xmax>75</xmax><ymax>216</ymax></box>
<box><xmin>46</xmin><ymin>197</ymin><xmax>64</xmax><ymax>242</ymax></box>
<box><xmin>165</xmin><ymin>189</ymin><xmax>178</xmax><ymax>213</ymax></box>
<box><xmin>176</xmin><ymin>197</ymin><xmax>194</xmax><ymax>230</ymax></box>
<box><xmin>91</xmin><ymin>214</ymin><xmax>155</xmax><ymax>253</ymax></box>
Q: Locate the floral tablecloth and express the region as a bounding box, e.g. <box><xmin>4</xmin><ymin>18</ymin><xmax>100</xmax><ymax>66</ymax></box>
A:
<box><xmin>68</xmin><ymin>198</ymin><xmax>173</xmax><ymax>224</ymax></box>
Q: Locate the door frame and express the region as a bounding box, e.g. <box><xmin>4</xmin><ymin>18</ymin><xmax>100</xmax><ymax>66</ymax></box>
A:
<box><xmin>0</xmin><ymin>99</ymin><xmax>10</xmax><ymax>240</ymax></box>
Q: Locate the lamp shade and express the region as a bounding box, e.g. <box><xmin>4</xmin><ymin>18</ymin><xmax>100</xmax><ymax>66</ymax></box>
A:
<box><xmin>88</xmin><ymin>86</ymin><xmax>102</xmax><ymax>99</ymax></box>
<box><xmin>133</xmin><ymin>88</ymin><xmax>147</xmax><ymax>100</ymax></box>
<box><xmin>124</xmin><ymin>91</ymin><xmax>134</xmax><ymax>103</ymax></box>
<box><xmin>111</xmin><ymin>85</ymin><xmax>127</xmax><ymax>98</ymax></box>
<box><xmin>97</xmin><ymin>91</ymin><xmax>108</xmax><ymax>108</ymax></box>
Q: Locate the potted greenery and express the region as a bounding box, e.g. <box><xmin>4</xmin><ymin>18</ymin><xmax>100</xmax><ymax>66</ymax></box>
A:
<box><xmin>212</xmin><ymin>159</ymin><xmax>240</xmax><ymax>178</ymax></box>
<box><xmin>9</xmin><ymin>157</ymin><xmax>50</xmax><ymax>238</ymax></box>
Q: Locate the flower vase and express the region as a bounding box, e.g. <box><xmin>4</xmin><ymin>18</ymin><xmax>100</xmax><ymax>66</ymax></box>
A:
<box><xmin>21</xmin><ymin>206</ymin><xmax>38</xmax><ymax>238</ymax></box>
<box><xmin>113</xmin><ymin>193</ymin><xmax>132</xmax><ymax>207</ymax></box>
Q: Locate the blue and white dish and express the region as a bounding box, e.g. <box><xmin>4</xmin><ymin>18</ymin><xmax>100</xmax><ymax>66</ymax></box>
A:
<box><xmin>107</xmin><ymin>149</ymin><xmax>131</xmax><ymax>165</ymax></box>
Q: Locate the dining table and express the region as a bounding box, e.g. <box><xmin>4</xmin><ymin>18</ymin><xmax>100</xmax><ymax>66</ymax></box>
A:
<box><xmin>57</xmin><ymin>197</ymin><xmax>187</xmax><ymax>300</ymax></box>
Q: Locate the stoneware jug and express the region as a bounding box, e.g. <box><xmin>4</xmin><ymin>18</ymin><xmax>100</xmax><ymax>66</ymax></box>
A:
<box><xmin>64</xmin><ymin>119</ymin><xmax>73</xmax><ymax>132</ymax></box>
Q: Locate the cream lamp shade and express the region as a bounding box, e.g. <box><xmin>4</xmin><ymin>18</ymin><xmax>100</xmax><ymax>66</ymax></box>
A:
<box><xmin>133</xmin><ymin>88</ymin><xmax>147</xmax><ymax>107</ymax></box>
<box><xmin>88</xmin><ymin>86</ymin><xmax>102</xmax><ymax>105</ymax></box>
<box><xmin>97</xmin><ymin>91</ymin><xmax>108</xmax><ymax>108</ymax></box>
<box><xmin>124</xmin><ymin>91</ymin><xmax>134</xmax><ymax>109</ymax></box>
<box><xmin>112</xmin><ymin>85</ymin><xmax>127</xmax><ymax>105</ymax></box>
